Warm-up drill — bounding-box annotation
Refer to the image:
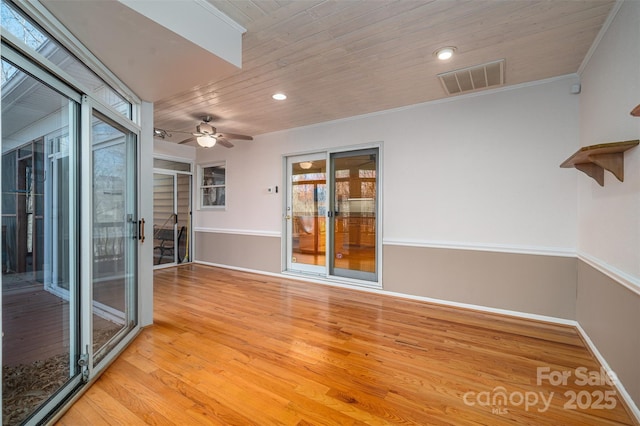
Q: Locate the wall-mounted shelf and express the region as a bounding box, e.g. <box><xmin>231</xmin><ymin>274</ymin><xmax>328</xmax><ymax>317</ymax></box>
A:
<box><xmin>560</xmin><ymin>140</ymin><xmax>639</xmax><ymax>186</ymax></box>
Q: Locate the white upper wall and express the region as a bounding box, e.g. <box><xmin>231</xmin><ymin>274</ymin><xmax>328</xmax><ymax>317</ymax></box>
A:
<box><xmin>578</xmin><ymin>0</ymin><xmax>640</xmax><ymax>282</ymax></box>
<box><xmin>193</xmin><ymin>76</ymin><xmax>580</xmax><ymax>252</ymax></box>
<box><xmin>153</xmin><ymin>138</ymin><xmax>196</xmax><ymax>163</ymax></box>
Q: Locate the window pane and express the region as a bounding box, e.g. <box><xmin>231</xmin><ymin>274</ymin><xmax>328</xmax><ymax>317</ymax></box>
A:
<box><xmin>91</xmin><ymin>114</ymin><xmax>137</xmax><ymax>364</ymax></box>
<box><xmin>153</xmin><ymin>173</ymin><xmax>175</xmax><ymax>266</ymax></box>
<box><xmin>1</xmin><ymin>0</ymin><xmax>132</xmax><ymax>117</ymax></box>
<box><xmin>154</xmin><ymin>158</ymin><xmax>191</xmax><ymax>172</ymax></box>
<box><xmin>331</xmin><ymin>150</ymin><xmax>377</xmax><ymax>280</ymax></box>
<box><xmin>202</xmin><ymin>165</ymin><xmax>225</xmax><ymax>186</ymax></box>
<box><xmin>2</xmin><ymin>59</ymin><xmax>80</xmax><ymax>424</ymax></box>
<box><xmin>202</xmin><ymin>187</ymin><xmax>225</xmax><ymax>206</ymax></box>
<box><xmin>200</xmin><ymin>163</ymin><xmax>225</xmax><ymax>207</ymax></box>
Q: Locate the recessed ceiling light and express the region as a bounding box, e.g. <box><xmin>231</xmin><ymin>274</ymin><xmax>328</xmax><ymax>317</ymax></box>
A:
<box><xmin>272</xmin><ymin>93</ymin><xmax>287</xmax><ymax>100</ymax></box>
<box><xmin>434</xmin><ymin>46</ymin><xmax>456</xmax><ymax>61</ymax></box>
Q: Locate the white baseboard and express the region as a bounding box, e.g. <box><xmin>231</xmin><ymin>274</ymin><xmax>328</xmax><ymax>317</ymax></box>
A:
<box><xmin>194</xmin><ymin>260</ymin><xmax>575</xmax><ymax>324</ymax></box>
<box><xmin>574</xmin><ymin>323</ymin><xmax>640</xmax><ymax>422</ymax></box>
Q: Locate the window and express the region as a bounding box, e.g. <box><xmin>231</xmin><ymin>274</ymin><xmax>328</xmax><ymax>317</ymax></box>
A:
<box><xmin>154</xmin><ymin>157</ymin><xmax>192</xmax><ymax>172</ymax></box>
<box><xmin>199</xmin><ymin>162</ymin><xmax>226</xmax><ymax>208</ymax></box>
<box><xmin>1</xmin><ymin>0</ymin><xmax>132</xmax><ymax>118</ymax></box>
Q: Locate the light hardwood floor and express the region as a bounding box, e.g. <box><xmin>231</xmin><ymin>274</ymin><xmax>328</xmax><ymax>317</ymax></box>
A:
<box><xmin>58</xmin><ymin>264</ymin><xmax>638</xmax><ymax>425</ymax></box>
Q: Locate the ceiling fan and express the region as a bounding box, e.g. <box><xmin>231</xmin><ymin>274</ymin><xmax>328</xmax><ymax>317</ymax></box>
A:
<box><xmin>154</xmin><ymin>115</ymin><xmax>253</xmax><ymax>148</ymax></box>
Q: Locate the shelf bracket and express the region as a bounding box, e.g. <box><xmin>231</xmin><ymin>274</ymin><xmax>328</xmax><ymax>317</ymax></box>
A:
<box><xmin>574</xmin><ymin>163</ymin><xmax>604</xmax><ymax>186</ymax></box>
<box><xmin>588</xmin><ymin>152</ymin><xmax>625</xmax><ymax>182</ymax></box>
<box><xmin>560</xmin><ymin>140</ymin><xmax>638</xmax><ymax>186</ymax></box>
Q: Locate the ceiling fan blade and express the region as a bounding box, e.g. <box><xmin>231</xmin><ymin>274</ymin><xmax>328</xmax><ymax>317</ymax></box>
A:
<box><xmin>178</xmin><ymin>136</ymin><xmax>196</xmax><ymax>145</ymax></box>
<box><xmin>217</xmin><ymin>132</ymin><xmax>253</xmax><ymax>141</ymax></box>
<box><xmin>216</xmin><ymin>138</ymin><xmax>234</xmax><ymax>148</ymax></box>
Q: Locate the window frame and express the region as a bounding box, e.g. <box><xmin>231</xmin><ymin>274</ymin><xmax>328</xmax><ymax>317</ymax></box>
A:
<box><xmin>198</xmin><ymin>161</ymin><xmax>227</xmax><ymax>210</ymax></box>
<box><xmin>4</xmin><ymin>0</ymin><xmax>140</xmax><ymax>121</ymax></box>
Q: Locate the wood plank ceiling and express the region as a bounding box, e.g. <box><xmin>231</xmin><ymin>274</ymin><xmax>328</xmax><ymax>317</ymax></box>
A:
<box><xmin>153</xmin><ymin>0</ymin><xmax>616</xmax><ymax>142</ymax></box>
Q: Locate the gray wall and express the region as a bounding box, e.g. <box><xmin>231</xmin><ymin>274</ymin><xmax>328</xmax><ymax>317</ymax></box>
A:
<box><xmin>195</xmin><ymin>232</ymin><xmax>281</xmax><ymax>274</ymax></box>
<box><xmin>576</xmin><ymin>261</ymin><xmax>640</xmax><ymax>407</ymax></box>
<box><xmin>383</xmin><ymin>245</ymin><xmax>577</xmax><ymax>319</ymax></box>
<box><xmin>196</xmin><ymin>233</ymin><xmax>577</xmax><ymax>320</ymax></box>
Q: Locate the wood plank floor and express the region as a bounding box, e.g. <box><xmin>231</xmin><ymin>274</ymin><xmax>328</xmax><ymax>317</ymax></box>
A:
<box><xmin>58</xmin><ymin>264</ymin><xmax>638</xmax><ymax>425</ymax></box>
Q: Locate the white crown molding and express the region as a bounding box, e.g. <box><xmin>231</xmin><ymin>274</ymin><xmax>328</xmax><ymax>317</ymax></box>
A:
<box><xmin>577</xmin><ymin>0</ymin><xmax>624</xmax><ymax>75</ymax></box>
<box><xmin>383</xmin><ymin>238</ymin><xmax>575</xmax><ymax>258</ymax></box>
<box><xmin>193</xmin><ymin>0</ymin><xmax>247</xmax><ymax>34</ymax></box>
<box><xmin>257</xmin><ymin>74</ymin><xmax>578</xmax><ymax>138</ymax></box>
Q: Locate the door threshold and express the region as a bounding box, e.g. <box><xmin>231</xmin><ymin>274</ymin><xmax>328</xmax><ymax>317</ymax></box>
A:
<box><xmin>282</xmin><ymin>270</ymin><xmax>382</xmax><ymax>290</ymax></box>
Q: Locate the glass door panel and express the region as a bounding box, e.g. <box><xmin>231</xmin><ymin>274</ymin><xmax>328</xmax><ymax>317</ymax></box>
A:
<box><xmin>152</xmin><ymin>172</ymin><xmax>191</xmax><ymax>266</ymax></box>
<box><xmin>2</xmin><ymin>60</ymin><xmax>82</xmax><ymax>425</ymax></box>
<box><xmin>176</xmin><ymin>173</ymin><xmax>191</xmax><ymax>263</ymax></box>
<box><xmin>286</xmin><ymin>155</ymin><xmax>327</xmax><ymax>274</ymax></box>
<box><xmin>91</xmin><ymin>113</ymin><xmax>137</xmax><ymax>364</ymax></box>
<box><xmin>153</xmin><ymin>172</ymin><xmax>176</xmax><ymax>265</ymax></box>
<box><xmin>330</xmin><ymin>149</ymin><xmax>378</xmax><ymax>282</ymax></box>
<box><xmin>49</xmin><ymin>154</ymin><xmax>70</xmax><ymax>291</ymax></box>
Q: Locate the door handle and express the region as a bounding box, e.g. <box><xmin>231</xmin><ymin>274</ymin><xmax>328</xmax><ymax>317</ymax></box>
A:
<box><xmin>139</xmin><ymin>218</ymin><xmax>145</xmax><ymax>243</ymax></box>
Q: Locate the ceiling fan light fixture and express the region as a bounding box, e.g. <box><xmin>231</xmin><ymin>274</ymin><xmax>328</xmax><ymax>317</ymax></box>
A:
<box><xmin>197</xmin><ymin>122</ymin><xmax>215</xmax><ymax>135</ymax></box>
<box><xmin>435</xmin><ymin>46</ymin><xmax>456</xmax><ymax>61</ymax></box>
<box><xmin>197</xmin><ymin>135</ymin><xmax>216</xmax><ymax>148</ymax></box>
<box><xmin>299</xmin><ymin>161</ymin><xmax>313</xmax><ymax>169</ymax></box>
<box><xmin>272</xmin><ymin>93</ymin><xmax>287</xmax><ymax>101</ymax></box>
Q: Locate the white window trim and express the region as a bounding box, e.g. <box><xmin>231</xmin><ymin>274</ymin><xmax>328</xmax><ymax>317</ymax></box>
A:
<box><xmin>198</xmin><ymin>161</ymin><xmax>227</xmax><ymax>210</ymax></box>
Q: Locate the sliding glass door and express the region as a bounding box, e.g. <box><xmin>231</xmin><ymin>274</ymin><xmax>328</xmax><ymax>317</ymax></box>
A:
<box><xmin>153</xmin><ymin>163</ymin><xmax>192</xmax><ymax>267</ymax></box>
<box><xmin>285</xmin><ymin>148</ymin><xmax>379</xmax><ymax>284</ymax></box>
<box><xmin>1</xmin><ymin>57</ymin><xmax>83</xmax><ymax>426</ymax></box>
<box><xmin>90</xmin><ymin>113</ymin><xmax>138</xmax><ymax>365</ymax></box>
<box><xmin>2</xmin><ymin>11</ymin><xmax>141</xmax><ymax>420</ymax></box>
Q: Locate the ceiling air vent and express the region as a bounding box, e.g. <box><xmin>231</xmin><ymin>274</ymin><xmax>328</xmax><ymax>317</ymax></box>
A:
<box><xmin>438</xmin><ymin>59</ymin><xmax>505</xmax><ymax>95</ymax></box>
